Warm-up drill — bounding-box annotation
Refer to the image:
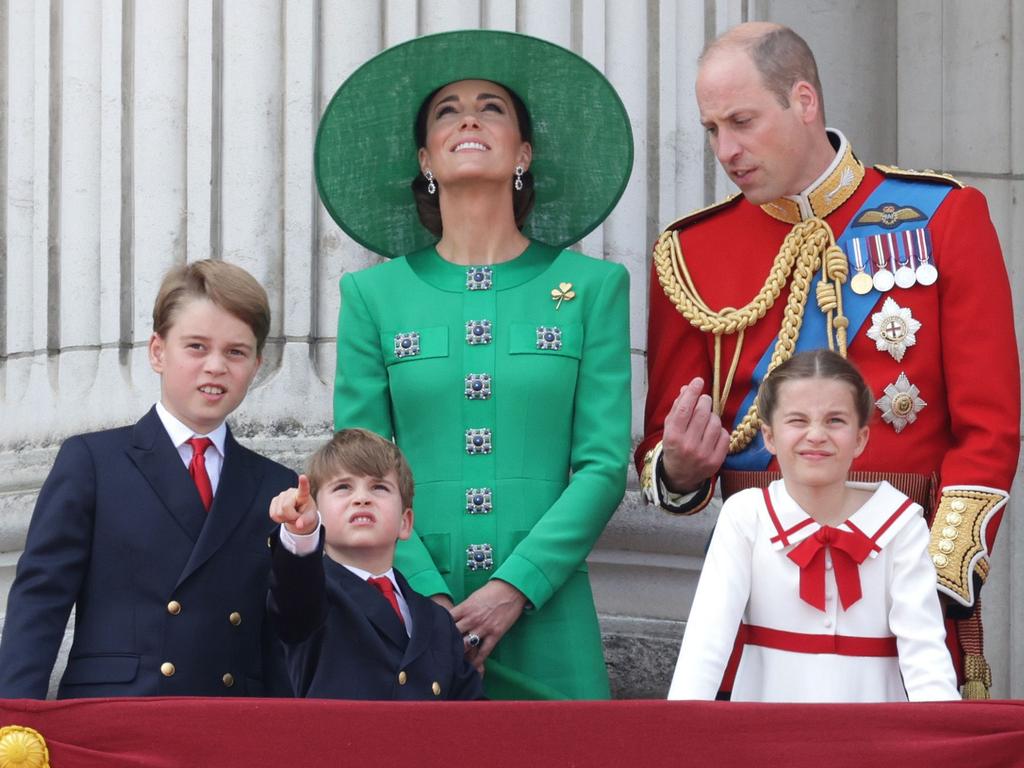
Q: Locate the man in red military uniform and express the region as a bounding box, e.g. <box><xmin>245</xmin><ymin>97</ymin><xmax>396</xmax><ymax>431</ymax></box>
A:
<box><xmin>638</xmin><ymin>21</ymin><xmax>1020</xmax><ymax>698</ymax></box>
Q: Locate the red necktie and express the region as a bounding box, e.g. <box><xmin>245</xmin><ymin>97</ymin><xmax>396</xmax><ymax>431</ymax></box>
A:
<box><xmin>187</xmin><ymin>437</ymin><xmax>214</xmax><ymax>512</ymax></box>
<box><xmin>787</xmin><ymin>525</ymin><xmax>874</xmax><ymax>611</ymax></box>
<box><xmin>367</xmin><ymin>576</ymin><xmax>404</xmax><ymax>625</ymax></box>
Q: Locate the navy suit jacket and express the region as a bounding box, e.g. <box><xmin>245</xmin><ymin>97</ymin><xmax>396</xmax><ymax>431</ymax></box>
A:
<box><xmin>268</xmin><ymin>531</ymin><xmax>484</xmax><ymax>700</ymax></box>
<box><xmin>0</xmin><ymin>406</ymin><xmax>297</xmax><ymax>699</ymax></box>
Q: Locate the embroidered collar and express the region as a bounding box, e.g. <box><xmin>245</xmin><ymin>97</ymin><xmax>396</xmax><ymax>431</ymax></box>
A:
<box><xmin>759</xmin><ymin>479</ymin><xmax>921</xmax><ymax>556</ymax></box>
<box><xmin>760</xmin><ymin>129</ymin><xmax>865</xmax><ymax>224</ymax></box>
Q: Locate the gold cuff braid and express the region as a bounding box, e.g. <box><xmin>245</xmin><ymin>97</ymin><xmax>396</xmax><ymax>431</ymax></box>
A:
<box><xmin>653</xmin><ymin>218</ymin><xmax>848</xmax><ymax>455</ymax></box>
<box><xmin>928</xmin><ymin>488</ymin><xmax>1005</xmax><ymax>606</ymax></box>
<box><xmin>640</xmin><ymin>442</ymin><xmax>658</xmax><ymax>501</ymax></box>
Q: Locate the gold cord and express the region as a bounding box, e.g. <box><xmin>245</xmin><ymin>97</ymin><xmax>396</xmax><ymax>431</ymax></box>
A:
<box><xmin>653</xmin><ymin>218</ymin><xmax>848</xmax><ymax>453</ymax></box>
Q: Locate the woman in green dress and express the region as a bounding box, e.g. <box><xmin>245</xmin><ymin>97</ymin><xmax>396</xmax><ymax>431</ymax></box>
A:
<box><xmin>315</xmin><ymin>30</ymin><xmax>633</xmax><ymax>699</ymax></box>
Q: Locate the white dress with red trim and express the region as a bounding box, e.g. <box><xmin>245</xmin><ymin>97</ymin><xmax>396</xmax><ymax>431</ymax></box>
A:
<box><xmin>668</xmin><ymin>479</ymin><xmax>959</xmax><ymax>702</ymax></box>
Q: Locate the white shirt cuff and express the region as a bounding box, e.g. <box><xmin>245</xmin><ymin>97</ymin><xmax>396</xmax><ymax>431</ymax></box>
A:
<box><xmin>277</xmin><ymin>513</ymin><xmax>322</xmax><ymax>556</ymax></box>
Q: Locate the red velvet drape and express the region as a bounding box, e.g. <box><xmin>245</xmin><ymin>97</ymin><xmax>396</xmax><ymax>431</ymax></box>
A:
<box><xmin>2</xmin><ymin>698</ymin><xmax>1023</xmax><ymax>768</ymax></box>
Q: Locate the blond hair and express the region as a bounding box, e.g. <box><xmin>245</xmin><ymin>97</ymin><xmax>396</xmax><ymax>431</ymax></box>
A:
<box><xmin>307</xmin><ymin>429</ymin><xmax>414</xmax><ymax>508</ymax></box>
<box><xmin>152</xmin><ymin>260</ymin><xmax>271</xmax><ymax>354</ymax></box>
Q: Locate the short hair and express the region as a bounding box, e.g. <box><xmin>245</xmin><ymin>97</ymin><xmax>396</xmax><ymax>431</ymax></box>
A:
<box><xmin>307</xmin><ymin>428</ymin><xmax>415</xmax><ymax>509</ymax></box>
<box><xmin>755</xmin><ymin>350</ymin><xmax>872</xmax><ymax>427</ymax></box>
<box><xmin>410</xmin><ymin>81</ymin><xmax>536</xmax><ymax>237</ymax></box>
<box><xmin>152</xmin><ymin>260</ymin><xmax>271</xmax><ymax>355</ymax></box>
<box><xmin>703</xmin><ymin>25</ymin><xmax>825</xmax><ymax>120</ymax></box>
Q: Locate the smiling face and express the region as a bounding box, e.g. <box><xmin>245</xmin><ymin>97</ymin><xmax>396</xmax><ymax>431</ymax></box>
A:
<box><xmin>148</xmin><ymin>297</ymin><xmax>261</xmax><ymax>435</ymax></box>
<box><xmin>696</xmin><ymin>46</ymin><xmax>823</xmax><ymax>204</ymax></box>
<box><xmin>316</xmin><ymin>469</ymin><xmax>413</xmax><ymax>572</ymax></box>
<box><xmin>417</xmin><ymin>79</ymin><xmax>532</xmax><ymax>191</ymax></box>
<box><xmin>761</xmin><ymin>377</ymin><xmax>869</xmax><ymax>494</ymax></box>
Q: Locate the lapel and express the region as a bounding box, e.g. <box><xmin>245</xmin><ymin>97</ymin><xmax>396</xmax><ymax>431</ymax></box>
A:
<box><xmin>328</xmin><ymin>560</ymin><xmax>409</xmax><ymax>651</ymax></box>
<box><xmin>126</xmin><ymin>407</ymin><xmax>206</xmax><ymax>542</ymax></box>
<box><xmin>177</xmin><ymin>427</ymin><xmax>265</xmax><ymax>587</ymax></box>
<box><xmin>395</xmin><ymin>568</ymin><xmax>435</xmax><ymax>666</ymax></box>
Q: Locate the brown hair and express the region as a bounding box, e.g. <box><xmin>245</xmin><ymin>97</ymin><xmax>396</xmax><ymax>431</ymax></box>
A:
<box><xmin>307</xmin><ymin>428</ymin><xmax>415</xmax><ymax>509</ymax></box>
<box><xmin>702</xmin><ymin>24</ymin><xmax>825</xmax><ymax>122</ymax></box>
<box><xmin>152</xmin><ymin>260</ymin><xmax>271</xmax><ymax>355</ymax></box>
<box><xmin>410</xmin><ymin>81</ymin><xmax>536</xmax><ymax>237</ymax></box>
<box><xmin>756</xmin><ymin>350</ymin><xmax>872</xmax><ymax>427</ymax></box>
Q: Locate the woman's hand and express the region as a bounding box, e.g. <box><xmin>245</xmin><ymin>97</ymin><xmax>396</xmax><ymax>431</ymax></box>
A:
<box><xmin>451</xmin><ymin>579</ymin><xmax>527</xmax><ymax>673</ymax></box>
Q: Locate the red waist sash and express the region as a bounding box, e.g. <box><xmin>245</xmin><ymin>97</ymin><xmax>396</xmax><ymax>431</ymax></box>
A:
<box><xmin>741</xmin><ymin>624</ymin><xmax>898</xmax><ymax>657</ymax></box>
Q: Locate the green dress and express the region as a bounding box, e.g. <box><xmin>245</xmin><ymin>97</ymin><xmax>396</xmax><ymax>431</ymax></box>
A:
<box><xmin>334</xmin><ymin>241</ymin><xmax>630</xmax><ymax>699</ymax></box>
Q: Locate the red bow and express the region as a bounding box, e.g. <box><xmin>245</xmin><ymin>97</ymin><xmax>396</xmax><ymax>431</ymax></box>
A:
<box><xmin>787</xmin><ymin>526</ymin><xmax>874</xmax><ymax>611</ymax></box>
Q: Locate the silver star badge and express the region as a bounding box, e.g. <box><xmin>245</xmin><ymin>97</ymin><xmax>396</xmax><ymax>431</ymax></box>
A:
<box><xmin>875</xmin><ymin>372</ymin><xmax>927</xmax><ymax>433</ymax></box>
<box><xmin>866</xmin><ymin>297</ymin><xmax>921</xmax><ymax>362</ymax></box>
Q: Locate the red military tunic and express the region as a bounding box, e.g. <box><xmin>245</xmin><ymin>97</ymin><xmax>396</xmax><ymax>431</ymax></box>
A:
<box><xmin>638</xmin><ymin>130</ymin><xmax>1020</xmax><ymax>692</ymax></box>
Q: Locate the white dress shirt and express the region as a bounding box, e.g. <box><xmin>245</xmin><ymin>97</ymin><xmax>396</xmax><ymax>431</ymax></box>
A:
<box><xmin>155</xmin><ymin>401</ymin><xmax>227</xmax><ymax>494</ymax></box>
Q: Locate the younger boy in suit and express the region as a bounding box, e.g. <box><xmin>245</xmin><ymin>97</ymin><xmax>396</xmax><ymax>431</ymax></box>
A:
<box><xmin>0</xmin><ymin>260</ymin><xmax>296</xmax><ymax>698</ymax></box>
<box><xmin>267</xmin><ymin>428</ymin><xmax>484</xmax><ymax>700</ymax></box>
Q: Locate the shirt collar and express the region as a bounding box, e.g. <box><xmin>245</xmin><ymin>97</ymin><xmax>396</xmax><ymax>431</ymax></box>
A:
<box><xmin>762</xmin><ymin>479</ymin><xmax>920</xmax><ymax>555</ymax></box>
<box><xmin>154</xmin><ymin>401</ymin><xmax>227</xmax><ymax>457</ymax></box>
<box><xmin>759</xmin><ymin>129</ymin><xmax>865</xmax><ymax>224</ymax></box>
<box><xmin>345</xmin><ymin>564</ymin><xmax>401</xmax><ymax>593</ymax></box>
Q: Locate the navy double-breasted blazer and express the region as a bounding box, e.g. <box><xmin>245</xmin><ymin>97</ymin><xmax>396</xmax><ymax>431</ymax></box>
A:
<box><xmin>0</xmin><ymin>406</ymin><xmax>297</xmax><ymax>699</ymax></box>
<box><xmin>268</xmin><ymin>531</ymin><xmax>484</xmax><ymax>700</ymax></box>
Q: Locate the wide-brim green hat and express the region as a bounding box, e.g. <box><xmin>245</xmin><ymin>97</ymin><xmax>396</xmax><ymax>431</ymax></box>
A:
<box><xmin>315</xmin><ymin>30</ymin><xmax>634</xmax><ymax>259</ymax></box>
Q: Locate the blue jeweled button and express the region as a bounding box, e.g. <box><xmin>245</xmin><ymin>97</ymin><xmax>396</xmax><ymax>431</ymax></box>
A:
<box><xmin>466</xmin><ymin>543</ymin><xmax>494</xmax><ymax>571</ymax></box>
<box><xmin>466</xmin><ymin>488</ymin><xmax>492</xmax><ymax>514</ymax></box>
<box><xmin>465</xmin><ymin>428</ymin><xmax>492</xmax><ymax>455</ymax></box>
<box><xmin>466</xmin><ymin>267</ymin><xmax>493</xmax><ymax>291</ymax></box>
<box><xmin>464</xmin><ymin>373</ymin><xmax>492</xmax><ymax>400</ymax></box>
<box><xmin>393</xmin><ymin>331</ymin><xmax>420</xmax><ymax>358</ymax></box>
<box><xmin>536</xmin><ymin>326</ymin><xmax>562</xmax><ymax>351</ymax></box>
<box><xmin>466</xmin><ymin>320</ymin><xmax>492</xmax><ymax>345</ymax></box>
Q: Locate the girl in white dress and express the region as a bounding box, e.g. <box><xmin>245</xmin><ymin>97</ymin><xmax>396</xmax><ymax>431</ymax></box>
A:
<box><xmin>668</xmin><ymin>350</ymin><xmax>959</xmax><ymax>702</ymax></box>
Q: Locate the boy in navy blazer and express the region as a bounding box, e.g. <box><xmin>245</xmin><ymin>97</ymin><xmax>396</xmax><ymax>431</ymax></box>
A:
<box><xmin>267</xmin><ymin>428</ymin><xmax>483</xmax><ymax>700</ymax></box>
<box><xmin>0</xmin><ymin>260</ymin><xmax>296</xmax><ymax>698</ymax></box>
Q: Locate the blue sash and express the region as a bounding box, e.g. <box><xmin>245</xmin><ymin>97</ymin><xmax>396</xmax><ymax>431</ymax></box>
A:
<box><xmin>724</xmin><ymin>178</ymin><xmax>952</xmax><ymax>470</ymax></box>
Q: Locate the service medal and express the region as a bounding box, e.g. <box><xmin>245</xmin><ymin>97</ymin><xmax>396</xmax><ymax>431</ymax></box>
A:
<box><xmin>894</xmin><ymin>265</ymin><xmax>916</xmax><ymax>289</ymax></box>
<box><xmin>893</xmin><ymin>231</ymin><xmax>916</xmax><ymax>288</ymax></box>
<box><xmin>872</xmin><ymin>267</ymin><xmax>895</xmax><ymax>292</ymax></box>
<box><xmin>903</xmin><ymin>228</ymin><xmax>938</xmax><ymax>286</ymax></box>
<box><xmin>846</xmin><ymin>238</ymin><xmax>874</xmax><ymax>295</ymax></box>
<box><xmin>851</xmin><ymin>272</ymin><xmax>874</xmax><ymax>295</ymax></box>
<box><xmin>868</xmin><ymin>232</ymin><xmax>896</xmax><ymax>292</ymax></box>
<box><xmin>916</xmin><ymin>262</ymin><xmax>938</xmax><ymax>286</ymax></box>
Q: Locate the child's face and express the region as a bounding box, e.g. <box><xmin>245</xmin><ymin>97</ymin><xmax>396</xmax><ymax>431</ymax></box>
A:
<box><xmin>148</xmin><ymin>297</ymin><xmax>261</xmax><ymax>435</ymax></box>
<box><xmin>316</xmin><ymin>468</ymin><xmax>413</xmax><ymax>565</ymax></box>
<box><xmin>761</xmin><ymin>377</ymin><xmax>869</xmax><ymax>491</ymax></box>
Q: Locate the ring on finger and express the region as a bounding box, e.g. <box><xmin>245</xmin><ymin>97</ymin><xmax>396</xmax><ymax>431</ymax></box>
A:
<box><xmin>465</xmin><ymin>632</ymin><xmax>482</xmax><ymax>648</ymax></box>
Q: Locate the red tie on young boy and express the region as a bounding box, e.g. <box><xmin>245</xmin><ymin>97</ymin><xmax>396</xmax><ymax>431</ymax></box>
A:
<box><xmin>187</xmin><ymin>437</ymin><xmax>214</xmax><ymax>512</ymax></box>
<box><xmin>367</xmin><ymin>576</ymin><xmax>404</xmax><ymax>625</ymax></box>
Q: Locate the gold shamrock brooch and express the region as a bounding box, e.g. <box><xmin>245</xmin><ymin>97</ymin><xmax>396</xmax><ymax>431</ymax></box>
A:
<box><xmin>551</xmin><ymin>282</ymin><xmax>575</xmax><ymax>310</ymax></box>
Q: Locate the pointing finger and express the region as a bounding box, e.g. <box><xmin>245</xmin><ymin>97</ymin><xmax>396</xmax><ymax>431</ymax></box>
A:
<box><xmin>296</xmin><ymin>474</ymin><xmax>311</xmax><ymax>507</ymax></box>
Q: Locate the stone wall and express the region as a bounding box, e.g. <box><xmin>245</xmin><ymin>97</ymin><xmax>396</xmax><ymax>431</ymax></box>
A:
<box><xmin>1</xmin><ymin>0</ymin><xmax>1021</xmax><ymax>698</ymax></box>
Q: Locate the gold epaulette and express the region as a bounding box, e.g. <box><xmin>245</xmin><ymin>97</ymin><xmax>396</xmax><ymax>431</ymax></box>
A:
<box><xmin>874</xmin><ymin>164</ymin><xmax>965</xmax><ymax>189</ymax></box>
<box><xmin>661</xmin><ymin>193</ymin><xmax>743</xmax><ymax>234</ymax></box>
